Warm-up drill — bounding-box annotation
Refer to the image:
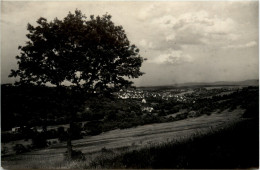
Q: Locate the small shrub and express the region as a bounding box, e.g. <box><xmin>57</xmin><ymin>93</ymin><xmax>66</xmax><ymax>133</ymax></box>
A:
<box><xmin>13</xmin><ymin>144</ymin><xmax>29</xmax><ymax>154</ymax></box>
<box><xmin>243</xmin><ymin>102</ymin><xmax>259</xmax><ymax>118</ymax></box>
<box><xmin>64</xmin><ymin>149</ymin><xmax>85</xmax><ymax>161</ymax></box>
<box><xmin>2</xmin><ymin>146</ymin><xmax>9</xmax><ymax>155</ymax></box>
<box><xmin>70</xmin><ymin>122</ymin><xmax>83</xmax><ymax>140</ymax></box>
<box><xmin>101</xmin><ymin>147</ymin><xmax>114</xmax><ymax>154</ymax></box>
<box><xmin>32</xmin><ymin>132</ymin><xmax>47</xmax><ymax>148</ymax></box>
<box><xmin>26</xmin><ymin>144</ymin><xmax>32</xmax><ymax>150</ymax></box>
<box><xmin>84</xmin><ymin>121</ymin><xmax>103</xmax><ymax>135</ymax></box>
<box><xmin>101</xmin><ymin>147</ymin><xmax>108</xmax><ymax>152</ymax></box>
<box><xmin>57</xmin><ymin>127</ymin><xmax>67</xmax><ymax>142</ymax></box>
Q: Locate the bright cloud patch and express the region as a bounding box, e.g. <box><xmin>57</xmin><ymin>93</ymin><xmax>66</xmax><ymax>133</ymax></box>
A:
<box><xmin>225</xmin><ymin>41</ymin><xmax>258</xmax><ymax>49</ymax></box>
<box><xmin>139</xmin><ymin>39</ymin><xmax>154</xmax><ymax>49</ymax></box>
<box><xmin>152</xmin><ymin>10</ymin><xmax>238</xmax><ymax>46</ymax></box>
<box><xmin>138</xmin><ymin>4</ymin><xmax>155</xmax><ymax>20</ymax></box>
<box><xmin>245</xmin><ymin>41</ymin><xmax>257</xmax><ymax>47</ymax></box>
<box><xmin>149</xmin><ymin>50</ymin><xmax>193</xmax><ymax>65</ymax></box>
<box><xmin>139</xmin><ymin>8</ymin><xmax>257</xmax><ymax>65</ymax></box>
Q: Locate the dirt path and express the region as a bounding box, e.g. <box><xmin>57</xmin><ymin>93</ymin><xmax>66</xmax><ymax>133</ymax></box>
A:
<box><xmin>1</xmin><ymin>109</ymin><xmax>245</xmax><ymax>169</ymax></box>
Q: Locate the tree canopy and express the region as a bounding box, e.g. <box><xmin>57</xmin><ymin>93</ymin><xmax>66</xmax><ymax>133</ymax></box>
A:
<box><xmin>10</xmin><ymin>10</ymin><xmax>144</xmax><ymax>93</ymax></box>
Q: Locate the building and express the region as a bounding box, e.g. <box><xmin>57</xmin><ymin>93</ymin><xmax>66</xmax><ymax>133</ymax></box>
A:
<box><xmin>11</xmin><ymin>127</ymin><xmax>20</xmax><ymax>133</ymax></box>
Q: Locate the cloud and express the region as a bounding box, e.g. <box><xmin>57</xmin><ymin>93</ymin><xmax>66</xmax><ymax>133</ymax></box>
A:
<box><xmin>138</xmin><ymin>4</ymin><xmax>156</xmax><ymax>21</ymax></box>
<box><xmin>225</xmin><ymin>41</ymin><xmax>258</xmax><ymax>49</ymax></box>
<box><xmin>143</xmin><ymin>10</ymin><xmax>240</xmax><ymax>65</ymax></box>
<box><xmin>1</xmin><ymin>1</ymin><xmax>258</xmax><ymax>86</ymax></box>
<box><xmin>245</xmin><ymin>41</ymin><xmax>257</xmax><ymax>47</ymax></box>
<box><xmin>149</xmin><ymin>49</ymin><xmax>193</xmax><ymax>65</ymax></box>
<box><xmin>150</xmin><ymin>10</ymin><xmax>239</xmax><ymax>48</ymax></box>
<box><xmin>139</xmin><ymin>39</ymin><xmax>154</xmax><ymax>49</ymax></box>
<box><xmin>205</xmin><ymin>17</ymin><xmax>236</xmax><ymax>34</ymax></box>
<box><xmin>140</xmin><ymin>10</ymin><xmax>243</xmax><ymax>65</ymax></box>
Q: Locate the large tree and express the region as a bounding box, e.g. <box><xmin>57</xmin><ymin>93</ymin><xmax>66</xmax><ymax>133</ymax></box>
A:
<box><xmin>10</xmin><ymin>10</ymin><xmax>144</xmax><ymax>91</ymax></box>
<box><xmin>10</xmin><ymin>10</ymin><xmax>144</xmax><ymax>159</ymax></box>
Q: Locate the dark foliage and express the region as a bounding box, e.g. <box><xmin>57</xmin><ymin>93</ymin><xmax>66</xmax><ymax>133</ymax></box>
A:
<box><xmin>2</xmin><ymin>86</ymin><xmax>258</xmax><ymax>141</ymax></box>
<box><xmin>64</xmin><ymin>149</ymin><xmax>85</xmax><ymax>161</ymax></box>
<box><xmin>9</xmin><ymin>10</ymin><xmax>144</xmax><ymax>91</ymax></box>
<box><xmin>70</xmin><ymin>122</ymin><xmax>83</xmax><ymax>140</ymax></box>
<box><xmin>13</xmin><ymin>144</ymin><xmax>30</xmax><ymax>154</ymax></box>
<box><xmin>4</xmin><ymin>11</ymin><xmax>144</xmax><ymax>160</ymax></box>
<box><xmin>31</xmin><ymin>132</ymin><xmax>47</xmax><ymax>148</ymax></box>
<box><xmin>84</xmin><ymin>120</ymin><xmax>103</xmax><ymax>135</ymax></box>
<box><xmin>57</xmin><ymin>127</ymin><xmax>67</xmax><ymax>142</ymax></box>
<box><xmin>1</xmin><ymin>85</ymin><xmax>73</xmax><ymax>131</ymax></box>
<box><xmin>1</xmin><ymin>133</ymin><xmax>25</xmax><ymax>143</ymax></box>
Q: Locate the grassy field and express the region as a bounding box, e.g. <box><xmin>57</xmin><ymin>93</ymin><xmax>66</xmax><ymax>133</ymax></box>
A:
<box><xmin>2</xmin><ymin>108</ymin><xmax>253</xmax><ymax>169</ymax></box>
<box><xmin>87</xmin><ymin>118</ymin><xmax>259</xmax><ymax>169</ymax></box>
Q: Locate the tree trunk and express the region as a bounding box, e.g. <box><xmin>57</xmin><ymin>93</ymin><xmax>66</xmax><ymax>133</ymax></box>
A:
<box><xmin>67</xmin><ymin>122</ymin><xmax>73</xmax><ymax>160</ymax></box>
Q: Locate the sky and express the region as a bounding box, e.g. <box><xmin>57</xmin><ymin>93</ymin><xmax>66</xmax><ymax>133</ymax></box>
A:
<box><xmin>1</xmin><ymin>1</ymin><xmax>259</xmax><ymax>86</ymax></box>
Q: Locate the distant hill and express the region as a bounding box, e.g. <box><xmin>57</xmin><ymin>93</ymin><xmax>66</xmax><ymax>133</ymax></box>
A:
<box><xmin>176</xmin><ymin>79</ymin><xmax>259</xmax><ymax>87</ymax></box>
<box><xmin>2</xmin><ymin>79</ymin><xmax>259</xmax><ymax>89</ymax></box>
<box><xmin>138</xmin><ymin>79</ymin><xmax>259</xmax><ymax>89</ymax></box>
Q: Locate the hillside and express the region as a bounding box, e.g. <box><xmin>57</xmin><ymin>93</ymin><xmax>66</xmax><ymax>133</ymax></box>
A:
<box><xmin>138</xmin><ymin>79</ymin><xmax>259</xmax><ymax>89</ymax></box>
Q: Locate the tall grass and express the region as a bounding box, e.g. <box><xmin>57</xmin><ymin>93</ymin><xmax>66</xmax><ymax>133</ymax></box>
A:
<box><xmin>87</xmin><ymin>118</ymin><xmax>259</xmax><ymax>169</ymax></box>
<box><xmin>3</xmin><ymin>118</ymin><xmax>258</xmax><ymax>169</ymax></box>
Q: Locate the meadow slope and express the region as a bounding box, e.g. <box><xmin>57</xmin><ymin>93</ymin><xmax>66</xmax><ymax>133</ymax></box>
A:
<box><xmin>2</xmin><ymin>109</ymin><xmax>245</xmax><ymax>169</ymax></box>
